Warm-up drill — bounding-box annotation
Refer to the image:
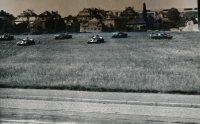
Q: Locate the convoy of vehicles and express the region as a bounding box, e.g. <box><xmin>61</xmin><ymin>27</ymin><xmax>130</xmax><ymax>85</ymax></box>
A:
<box><xmin>1</xmin><ymin>30</ymin><xmax>174</xmax><ymax>46</ymax></box>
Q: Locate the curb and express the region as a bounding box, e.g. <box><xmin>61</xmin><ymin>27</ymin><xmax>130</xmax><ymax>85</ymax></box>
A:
<box><xmin>1</xmin><ymin>95</ymin><xmax>200</xmax><ymax>108</ymax></box>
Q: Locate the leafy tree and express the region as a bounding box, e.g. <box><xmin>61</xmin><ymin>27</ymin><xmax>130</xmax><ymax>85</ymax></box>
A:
<box><xmin>45</xmin><ymin>17</ymin><xmax>66</xmax><ymax>33</ymax></box>
<box><xmin>143</xmin><ymin>3</ymin><xmax>147</xmax><ymax>20</ymax></box>
<box><xmin>191</xmin><ymin>17</ymin><xmax>198</xmax><ymax>24</ymax></box>
<box><xmin>109</xmin><ymin>24</ymin><xmax>114</xmax><ymax>32</ymax></box>
<box><xmin>184</xmin><ymin>11</ymin><xmax>198</xmax><ymax>24</ymax></box>
<box><xmin>102</xmin><ymin>25</ymin><xmax>109</xmax><ymax>32</ymax></box>
<box><xmin>55</xmin><ymin>18</ymin><xmax>66</xmax><ymax>32</ymax></box>
<box><xmin>146</xmin><ymin>15</ymin><xmax>155</xmax><ymax>29</ymax></box>
<box><xmin>71</xmin><ymin>22</ymin><xmax>80</xmax><ymax>32</ymax></box>
<box><xmin>0</xmin><ymin>10</ymin><xmax>15</xmax><ymax>34</ymax></box>
<box><xmin>184</xmin><ymin>11</ymin><xmax>198</xmax><ymax>19</ymax></box>
<box><xmin>154</xmin><ymin>18</ymin><xmax>162</xmax><ymax>30</ymax></box>
<box><xmin>30</xmin><ymin>20</ymin><xmax>44</xmax><ymax>34</ymax></box>
<box><xmin>17</xmin><ymin>9</ymin><xmax>37</xmax><ymax>29</ymax></box>
<box><xmin>14</xmin><ymin>22</ymin><xmax>29</xmax><ymax>34</ymax></box>
<box><xmin>45</xmin><ymin>18</ymin><xmax>56</xmax><ymax>33</ymax></box>
<box><xmin>167</xmin><ymin>8</ymin><xmax>180</xmax><ymax>27</ymax></box>
<box><xmin>102</xmin><ymin>24</ymin><xmax>114</xmax><ymax>32</ymax></box>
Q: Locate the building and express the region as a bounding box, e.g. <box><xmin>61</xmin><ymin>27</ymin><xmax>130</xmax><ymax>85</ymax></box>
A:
<box><xmin>78</xmin><ymin>8</ymin><xmax>118</xmax><ymax>32</ymax></box>
<box><xmin>102</xmin><ymin>11</ymin><xmax>117</xmax><ymax>28</ymax></box>
<box><xmin>63</xmin><ymin>15</ymin><xmax>78</xmax><ymax>26</ymax></box>
<box><xmin>80</xmin><ymin>18</ymin><xmax>102</xmax><ymax>32</ymax></box>
<box><xmin>120</xmin><ymin>7</ymin><xmax>139</xmax><ymax>19</ymax></box>
<box><xmin>37</xmin><ymin>11</ymin><xmax>61</xmax><ymax>29</ymax></box>
<box><xmin>77</xmin><ymin>8</ymin><xmax>99</xmax><ymax>22</ymax></box>
<box><xmin>63</xmin><ymin>15</ymin><xmax>79</xmax><ymax>32</ymax></box>
<box><xmin>38</xmin><ymin>11</ymin><xmax>61</xmax><ymax>21</ymax></box>
<box><xmin>15</xmin><ymin>9</ymin><xmax>37</xmax><ymax>25</ymax></box>
<box><xmin>138</xmin><ymin>11</ymin><xmax>156</xmax><ymax>18</ymax></box>
<box><xmin>109</xmin><ymin>10</ymin><xmax>123</xmax><ymax>17</ymax></box>
<box><xmin>126</xmin><ymin>17</ymin><xmax>146</xmax><ymax>30</ymax></box>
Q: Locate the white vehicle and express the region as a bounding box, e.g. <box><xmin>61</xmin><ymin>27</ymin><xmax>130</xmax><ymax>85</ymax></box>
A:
<box><xmin>87</xmin><ymin>35</ymin><xmax>104</xmax><ymax>44</ymax></box>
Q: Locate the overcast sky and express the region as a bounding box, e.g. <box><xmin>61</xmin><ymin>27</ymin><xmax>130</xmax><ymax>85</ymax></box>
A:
<box><xmin>0</xmin><ymin>0</ymin><xmax>197</xmax><ymax>17</ymax></box>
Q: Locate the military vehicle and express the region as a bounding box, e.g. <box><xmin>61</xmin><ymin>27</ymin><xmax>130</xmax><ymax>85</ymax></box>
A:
<box><xmin>54</xmin><ymin>33</ymin><xmax>72</xmax><ymax>40</ymax></box>
<box><xmin>112</xmin><ymin>32</ymin><xmax>128</xmax><ymax>38</ymax></box>
<box><xmin>0</xmin><ymin>34</ymin><xmax>14</xmax><ymax>41</ymax></box>
<box><xmin>87</xmin><ymin>35</ymin><xmax>104</xmax><ymax>44</ymax></box>
<box><xmin>16</xmin><ymin>37</ymin><xmax>35</xmax><ymax>46</ymax></box>
<box><xmin>149</xmin><ymin>31</ymin><xmax>173</xmax><ymax>39</ymax></box>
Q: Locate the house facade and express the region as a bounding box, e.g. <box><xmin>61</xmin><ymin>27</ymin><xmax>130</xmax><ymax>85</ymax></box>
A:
<box><xmin>77</xmin><ymin>8</ymin><xmax>98</xmax><ymax>22</ymax></box>
<box><xmin>120</xmin><ymin>7</ymin><xmax>139</xmax><ymax>19</ymax></box>
<box><xmin>102</xmin><ymin>11</ymin><xmax>117</xmax><ymax>28</ymax></box>
<box><xmin>109</xmin><ymin>10</ymin><xmax>123</xmax><ymax>18</ymax></box>
<box><xmin>15</xmin><ymin>9</ymin><xmax>37</xmax><ymax>25</ymax></box>
<box><xmin>80</xmin><ymin>18</ymin><xmax>102</xmax><ymax>32</ymax></box>
<box><xmin>126</xmin><ymin>17</ymin><xmax>146</xmax><ymax>30</ymax></box>
<box><xmin>37</xmin><ymin>11</ymin><xmax>61</xmax><ymax>29</ymax></box>
<box><xmin>63</xmin><ymin>15</ymin><xmax>78</xmax><ymax>26</ymax></box>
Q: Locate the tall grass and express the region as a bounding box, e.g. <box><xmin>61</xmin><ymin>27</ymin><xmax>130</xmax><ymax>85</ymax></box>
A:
<box><xmin>0</xmin><ymin>32</ymin><xmax>200</xmax><ymax>94</ymax></box>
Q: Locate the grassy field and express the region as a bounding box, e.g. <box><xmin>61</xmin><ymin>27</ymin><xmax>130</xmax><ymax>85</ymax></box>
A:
<box><xmin>0</xmin><ymin>32</ymin><xmax>200</xmax><ymax>94</ymax></box>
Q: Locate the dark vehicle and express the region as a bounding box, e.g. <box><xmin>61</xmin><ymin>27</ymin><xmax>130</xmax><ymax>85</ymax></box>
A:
<box><xmin>54</xmin><ymin>33</ymin><xmax>72</xmax><ymax>40</ymax></box>
<box><xmin>149</xmin><ymin>31</ymin><xmax>173</xmax><ymax>39</ymax></box>
<box><xmin>112</xmin><ymin>32</ymin><xmax>128</xmax><ymax>38</ymax></box>
<box><xmin>87</xmin><ymin>35</ymin><xmax>104</xmax><ymax>44</ymax></box>
<box><xmin>0</xmin><ymin>34</ymin><xmax>14</xmax><ymax>41</ymax></box>
<box><xmin>16</xmin><ymin>37</ymin><xmax>35</xmax><ymax>46</ymax></box>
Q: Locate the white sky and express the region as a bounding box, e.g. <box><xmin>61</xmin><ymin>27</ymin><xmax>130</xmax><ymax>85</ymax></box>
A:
<box><xmin>0</xmin><ymin>0</ymin><xmax>197</xmax><ymax>17</ymax></box>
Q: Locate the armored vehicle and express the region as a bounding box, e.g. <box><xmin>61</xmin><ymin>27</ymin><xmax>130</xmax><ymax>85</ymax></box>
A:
<box><xmin>0</xmin><ymin>34</ymin><xmax>14</xmax><ymax>41</ymax></box>
<box><xmin>17</xmin><ymin>37</ymin><xmax>35</xmax><ymax>46</ymax></box>
<box><xmin>54</xmin><ymin>33</ymin><xmax>72</xmax><ymax>40</ymax></box>
<box><xmin>112</xmin><ymin>32</ymin><xmax>128</xmax><ymax>38</ymax></box>
<box><xmin>87</xmin><ymin>35</ymin><xmax>104</xmax><ymax>44</ymax></box>
<box><xmin>149</xmin><ymin>32</ymin><xmax>173</xmax><ymax>39</ymax></box>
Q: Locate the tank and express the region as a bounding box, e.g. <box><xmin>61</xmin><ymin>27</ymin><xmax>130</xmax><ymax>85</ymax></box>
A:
<box><xmin>54</xmin><ymin>33</ymin><xmax>72</xmax><ymax>40</ymax></box>
<box><xmin>149</xmin><ymin>31</ymin><xmax>173</xmax><ymax>39</ymax></box>
<box><xmin>112</xmin><ymin>32</ymin><xmax>128</xmax><ymax>38</ymax></box>
<box><xmin>0</xmin><ymin>34</ymin><xmax>14</xmax><ymax>41</ymax></box>
<box><xmin>87</xmin><ymin>35</ymin><xmax>104</xmax><ymax>44</ymax></box>
<box><xmin>16</xmin><ymin>37</ymin><xmax>35</xmax><ymax>46</ymax></box>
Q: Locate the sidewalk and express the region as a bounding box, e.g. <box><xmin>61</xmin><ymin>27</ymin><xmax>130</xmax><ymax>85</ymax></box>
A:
<box><xmin>0</xmin><ymin>88</ymin><xmax>200</xmax><ymax>108</ymax></box>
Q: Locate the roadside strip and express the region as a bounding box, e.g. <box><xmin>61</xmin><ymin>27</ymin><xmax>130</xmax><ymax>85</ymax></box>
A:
<box><xmin>1</xmin><ymin>94</ymin><xmax>200</xmax><ymax>108</ymax></box>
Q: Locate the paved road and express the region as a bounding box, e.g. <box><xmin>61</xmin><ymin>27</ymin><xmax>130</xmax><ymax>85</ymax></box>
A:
<box><xmin>1</xmin><ymin>98</ymin><xmax>200</xmax><ymax>124</ymax></box>
<box><xmin>1</xmin><ymin>88</ymin><xmax>200</xmax><ymax>108</ymax></box>
<box><xmin>1</xmin><ymin>88</ymin><xmax>200</xmax><ymax>123</ymax></box>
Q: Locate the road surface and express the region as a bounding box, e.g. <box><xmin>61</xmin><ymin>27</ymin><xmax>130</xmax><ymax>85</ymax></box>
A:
<box><xmin>1</xmin><ymin>98</ymin><xmax>200</xmax><ymax>124</ymax></box>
